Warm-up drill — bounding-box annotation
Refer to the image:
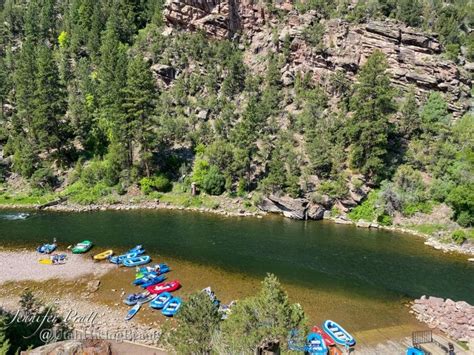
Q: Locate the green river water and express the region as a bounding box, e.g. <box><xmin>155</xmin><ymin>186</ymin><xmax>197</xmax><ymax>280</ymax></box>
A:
<box><xmin>0</xmin><ymin>209</ymin><xmax>472</xmax><ymax>338</ymax></box>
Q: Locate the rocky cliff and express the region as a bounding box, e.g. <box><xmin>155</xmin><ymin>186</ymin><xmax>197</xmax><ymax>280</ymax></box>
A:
<box><xmin>163</xmin><ymin>0</ymin><xmax>472</xmax><ymax>116</ymax></box>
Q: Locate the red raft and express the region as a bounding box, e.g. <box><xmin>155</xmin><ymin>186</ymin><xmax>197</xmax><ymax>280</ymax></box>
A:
<box><xmin>311</xmin><ymin>326</ymin><xmax>335</xmax><ymax>347</ymax></box>
<box><xmin>146</xmin><ymin>280</ymin><xmax>181</xmax><ymax>294</ymax></box>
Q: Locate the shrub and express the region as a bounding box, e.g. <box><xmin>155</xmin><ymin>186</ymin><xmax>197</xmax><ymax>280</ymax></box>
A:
<box><xmin>201</xmin><ymin>165</ymin><xmax>225</xmax><ymax>195</ymax></box>
<box><xmin>349</xmin><ymin>191</ymin><xmax>378</xmax><ymax>221</ymax></box>
<box><xmin>30</xmin><ymin>168</ymin><xmax>57</xmax><ymax>191</ymax></box>
<box><xmin>318</xmin><ymin>179</ymin><xmax>348</xmax><ymax>199</ymax></box>
<box><xmin>451</xmin><ymin>230</ymin><xmax>466</xmax><ymax>245</ymax></box>
<box><xmin>140</xmin><ymin>175</ymin><xmax>172</xmax><ymax>195</ymax></box>
<box><xmin>377</xmin><ymin>214</ymin><xmax>393</xmax><ymax>226</ymax></box>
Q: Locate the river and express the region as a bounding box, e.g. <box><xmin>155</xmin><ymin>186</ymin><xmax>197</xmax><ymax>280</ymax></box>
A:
<box><xmin>0</xmin><ymin>209</ymin><xmax>472</xmax><ymax>342</ymax></box>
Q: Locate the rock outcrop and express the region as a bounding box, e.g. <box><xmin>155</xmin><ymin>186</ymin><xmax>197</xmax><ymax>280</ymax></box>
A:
<box><xmin>411</xmin><ymin>296</ymin><xmax>474</xmax><ymax>342</ymax></box>
<box><xmin>163</xmin><ymin>0</ymin><xmax>472</xmax><ymax>116</ymax></box>
<box><xmin>257</xmin><ymin>195</ymin><xmax>326</xmax><ymax>220</ymax></box>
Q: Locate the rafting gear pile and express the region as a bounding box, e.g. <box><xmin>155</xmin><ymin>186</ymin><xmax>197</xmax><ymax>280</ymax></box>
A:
<box><xmin>39</xmin><ymin>253</ymin><xmax>67</xmax><ymax>265</ymax></box>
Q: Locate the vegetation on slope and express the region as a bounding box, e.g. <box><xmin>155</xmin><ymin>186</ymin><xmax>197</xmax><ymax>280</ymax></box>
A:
<box><xmin>0</xmin><ymin>0</ymin><xmax>472</xmax><ymax>234</ymax></box>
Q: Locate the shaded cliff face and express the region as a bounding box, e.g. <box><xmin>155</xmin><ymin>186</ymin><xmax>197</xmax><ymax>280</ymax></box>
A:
<box><xmin>163</xmin><ymin>0</ymin><xmax>472</xmax><ymax>116</ymax></box>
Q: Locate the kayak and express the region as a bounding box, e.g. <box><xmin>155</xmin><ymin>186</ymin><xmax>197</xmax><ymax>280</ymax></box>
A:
<box><xmin>37</xmin><ymin>243</ymin><xmax>57</xmax><ymax>254</ymax></box>
<box><xmin>150</xmin><ymin>292</ymin><xmax>173</xmax><ymax>309</ymax></box>
<box><xmin>135</xmin><ymin>263</ymin><xmax>170</xmax><ymax>279</ymax></box>
<box><xmin>306</xmin><ymin>332</ymin><xmax>328</xmax><ymax>354</ymax></box>
<box><xmin>125</xmin><ymin>304</ymin><xmax>141</xmax><ymax>321</ymax></box>
<box><xmin>93</xmin><ymin>250</ymin><xmax>113</xmax><ymax>260</ymax></box>
<box><xmin>109</xmin><ymin>252</ymin><xmax>138</xmax><ymax>264</ymax></box>
<box><xmin>146</xmin><ymin>280</ymin><xmax>181</xmax><ymax>295</ymax></box>
<box><xmin>139</xmin><ymin>275</ymin><xmax>166</xmax><ymax>288</ymax></box>
<box><xmin>122</xmin><ymin>255</ymin><xmax>151</xmax><ymax>267</ymax></box>
<box><xmin>312</xmin><ymin>326</ymin><xmax>335</xmax><ymax>347</ymax></box>
<box><xmin>71</xmin><ymin>240</ymin><xmax>93</xmax><ymax>254</ymax></box>
<box><xmin>323</xmin><ymin>320</ymin><xmax>355</xmax><ymax>347</ymax></box>
<box><xmin>162</xmin><ymin>297</ymin><xmax>182</xmax><ymax>316</ymax></box>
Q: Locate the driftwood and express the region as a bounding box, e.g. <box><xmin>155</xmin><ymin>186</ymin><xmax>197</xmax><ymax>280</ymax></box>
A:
<box><xmin>37</xmin><ymin>197</ymin><xmax>67</xmax><ymax>210</ymax></box>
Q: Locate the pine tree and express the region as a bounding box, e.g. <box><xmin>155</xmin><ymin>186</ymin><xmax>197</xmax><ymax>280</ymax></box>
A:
<box><xmin>349</xmin><ymin>50</ymin><xmax>394</xmax><ymax>183</ymax></box>
<box><xmin>97</xmin><ymin>15</ymin><xmax>129</xmax><ymax>175</ymax></box>
<box><xmin>0</xmin><ymin>315</ymin><xmax>10</xmax><ymax>355</ymax></box>
<box><xmin>122</xmin><ymin>56</ymin><xmax>156</xmax><ymax>176</ymax></box>
<box><xmin>0</xmin><ymin>57</ymin><xmax>9</xmax><ymax>120</ymax></box>
<box><xmin>32</xmin><ymin>44</ymin><xmax>68</xmax><ymax>155</ymax></box>
<box><xmin>397</xmin><ymin>0</ymin><xmax>422</xmax><ymax>27</ymax></box>
<box><xmin>398</xmin><ymin>88</ymin><xmax>421</xmax><ymax>138</ymax></box>
<box><xmin>13</xmin><ymin>39</ymin><xmax>37</xmax><ymax>138</ymax></box>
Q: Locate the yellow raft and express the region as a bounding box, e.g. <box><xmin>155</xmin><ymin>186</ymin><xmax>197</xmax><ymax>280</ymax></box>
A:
<box><xmin>93</xmin><ymin>250</ymin><xmax>114</xmax><ymax>261</ymax></box>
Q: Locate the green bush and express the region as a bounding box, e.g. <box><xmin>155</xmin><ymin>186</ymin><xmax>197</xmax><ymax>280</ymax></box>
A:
<box><xmin>349</xmin><ymin>191</ymin><xmax>378</xmax><ymax>221</ymax></box>
<box><xmin>318</xmin><ymin>179</ymin><xmax>348</xmax><ymax>199</ymax></box>
<box><xmin>451</xmin><ymin>230</ymin><xmax>466</xmax><ymax>245</ymax></box>
<box><xmin>30</xmin><ymin>168</ymin><xmax>57</xmax><ymax>191</ymax></box>
<box><xmin>377</xmin><ymin>214</ymin><xmax>393</xmax><ymax>226</ymax></box>
<box><xmin>140</xmin><ymin>175</ymin><xmax>172</xmax><ymax>195</ymax></box>
<box><xmin>201</xmin><ymin>165</ymin><xmax>225</xmax><ymax>195</ymax></box>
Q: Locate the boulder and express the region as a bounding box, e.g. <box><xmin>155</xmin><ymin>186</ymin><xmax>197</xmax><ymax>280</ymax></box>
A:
<box><xmin>257</xmin><ymin>196</ymin><xmax>308</xmax><ymax>220</ymax></box>
<box><xmin>356</xmin><ymin>220</ymin><xmax>371</xmax><ymax>228</ymax></box>
<box><xmin>307</xmin><ymin>203</ymin><xmax>325</xmax><ymax>220</ymax></box>
<box><xmin>411</xmin><ymin>296</ymin><xmax>474</xmax><ymax>341</ymax></box>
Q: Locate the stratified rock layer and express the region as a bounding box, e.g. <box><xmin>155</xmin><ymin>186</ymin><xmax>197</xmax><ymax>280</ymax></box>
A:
<box><xmin>163</xmin><ymin>0</ymin><xmax>472</xmax><ymax>116</ymax></box>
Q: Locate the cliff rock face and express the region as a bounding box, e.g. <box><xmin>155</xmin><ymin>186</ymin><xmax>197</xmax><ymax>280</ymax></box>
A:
<box><xmin>163</xmin><ymin>0</ymin><xmax>472</xmax><ymax>116</ymax></box>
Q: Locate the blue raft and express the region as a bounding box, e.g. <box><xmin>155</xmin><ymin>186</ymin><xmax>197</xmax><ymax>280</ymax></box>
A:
<box><xmin>323</xmin><ymin>320</ymin><xmax>355</xmax><ymax>347</ymax></box>
<box><xmin>306</xmin><ymin>332</ymin><xmax>328</xmax><ymax>355</ymax></box>
<box><xmin>162</xmin><ymin>297</ymin><xmax>182</xmax><ymax>317</ymax></box>
<box><xmin>123</xmin><ymin>255</ymin><xmax>151</xmax><ymax>267</ymax></box>
<box><xmin>109</xmin><ymin>252</ymin><xmax>138</xmax><ymax>264</ymax></box>
<box><xmin>150</xmin><ymin>292</ymin><xmax>173</xmax><ymax>309</ymax></box>
<box><xmin>37</xmin><ymin>243</ymin><xmax>57</xmax><ymax>254</ymax></box>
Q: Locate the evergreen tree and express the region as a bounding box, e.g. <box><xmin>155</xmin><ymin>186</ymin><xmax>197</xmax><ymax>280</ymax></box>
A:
<box><xmin>12</xmin><ymin>39</ymin><xmax>37</xmax><ymax>139</ymax></box>
<box><xmin>167</xmin><ymin>291</ymin><xmax>221</xmax><ymax>354</ymax></box>
<box><xmin>0</xmin><ymin>315</ymin><xmax>10</xmax><ymax>355</ymax></box>
<box><xmin>0</xmin><ymin>57</ymin><xmax>9</xmax><ymax>120</ymax></box>
<box><xmin>397</xmin><ymin>0</ymin><xmax>422</xmax><ymax>27</ymax></box>
<box><xmin>420</xmin><ymin>92</ymin><xmax>449</xmax><ymax>136</ymax></box>
<box><xmin>97</xmin><ymin>15</ymin><xmax>128</xmax><ymax>171</ymax></box>
<box><xmin>398</xmin><ymin>88</ymin><xmax>421</xmax><ymax>138</ymax></box>
<box><xmin>348</xmin><ymin>50</ymin><xmax>394</xmax><ymax>183</ymax></box>
<box><xmin>220</xmin><ymin>274</ymin><xmax>306</xmax><ymax>353</ymax></box>
<box><xmin>122</xmin><ymin>56</ymin><xmax>156</xmax><ymax>176</ymax></box>
<box><xmin>32</xmin><ymin>45</ymin><xmax>68</xmax><ymax>155</ymax></box>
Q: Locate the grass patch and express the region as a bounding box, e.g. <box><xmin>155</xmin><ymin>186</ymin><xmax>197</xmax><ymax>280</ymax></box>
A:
<box><xmin>0</xmin><ymin>191</ymin><xmax>57</xmax><ymax>205</ymax></box>
<box><xmin>407</xmin><ymin>223</ymin><xmax>448</xmax><ymax>235</ymax></box>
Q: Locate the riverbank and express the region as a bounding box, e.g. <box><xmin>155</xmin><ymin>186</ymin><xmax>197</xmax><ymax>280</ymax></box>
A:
<box><xmin>1</xmin><ymin>196</ymin><xmax>473</xmax><ymax>257</ymax></box>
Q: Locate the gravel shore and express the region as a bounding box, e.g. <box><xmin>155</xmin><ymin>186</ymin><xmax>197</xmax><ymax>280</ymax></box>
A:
<box><xmin>0</xmin><ymin>249</ymin><xmax>114</xmax><ymax>284</ymax></box>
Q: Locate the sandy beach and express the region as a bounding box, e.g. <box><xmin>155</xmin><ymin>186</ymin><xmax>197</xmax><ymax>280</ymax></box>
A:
<box><xmin>0</xmin><ymin>249</ymin><xmax>115</xmax><ymax>284</ymax></box>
